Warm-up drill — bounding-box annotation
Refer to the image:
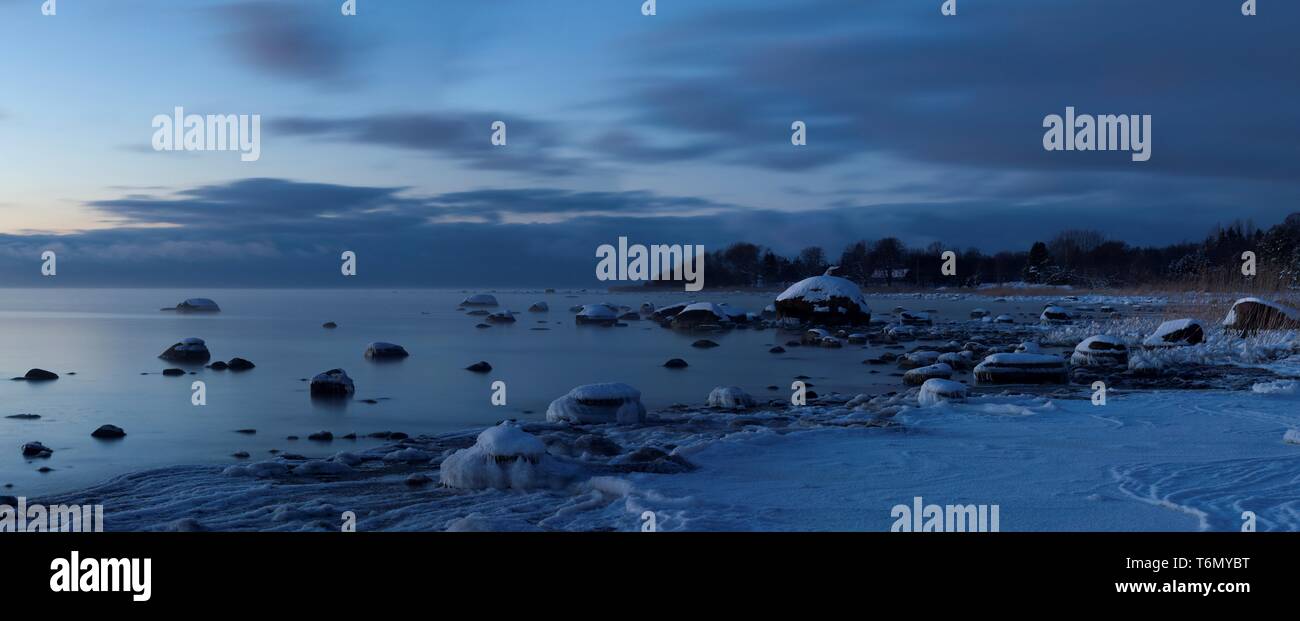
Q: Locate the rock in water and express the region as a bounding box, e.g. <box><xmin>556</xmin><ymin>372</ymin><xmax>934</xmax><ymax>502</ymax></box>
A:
<box><xmin>227</xmin><ymin>357</ymin><xmax>256</xmax><ymax>371</ymax></box>
<box><xmin>161</xmin><ymin>368</ymin><xmax>186</xmax><ymax>376</ymax></box>
<box><xmin>691</xmin><ymin>339</ymin><xmax>719</xmax><ymax>349</ymax></box>
<box><xmin>1071</xmin><ymin>335</ymin><xmax>1129</xmax><ymax>366</ymax></box>
<box><xmin>773</xmin><ymin>268</ymin><xmax>872</xmax><ymax>325</ymax></box>
<box><xmin>918</xmin><ymin>378</ymin><xmax>968</xmax><ymax>406</ymax></box>
<box><xmin>465</xmin><ymin>361</ymin><xmax>493</xmax><ymax>373</ymax></box>
<box><xmin>546</xmin><ymin>383</ymin><xmax>646</xmax><ymax>425</ymax></box>
<box><xmin>1143</xmin><ymin>318</ymin><xmax>1205</xmax><ymax>347</ymax></box>
<box><xmin>904</xmin><ymin>363</ymin><xmax>954</xmax><ymax>386</ymax></box>
<box><xmin>22</xmin><ymin>441</ymin><xmax>52</xmax><ymax>458</ymax></box>
<box><xmin>91</xmin><ymin>424</ymin><xmax>126</xmax><ymax>439</ymax></box>
<box><xmin>364</xmin><ymin>342</ymin><xmax>410</xmax><ymax>359</ymax></box>
<box><xmin>974</xmin><ymin>353</ymin><xmax>1068</xmax><ymax>385</ymax></box>
<box><xmin>1040</xmin><ymin>306</ymin><xmax>1072</xmax><ymax>324</ymax></box>
<box><xmin>159</xmin><ymin>337</ymin><xmax>211</xmax><ymax>363</ymax></box>
<box><xmin>528</xmin><ymin>302</ymin><xmax>549</xmax><ymax>313</ymax></box>
<box><xmin>173</xmin><ymin>298</ymin><xmax>220</xmax><ymax>313</ymax></box>
<box><xmin>707</xmin><ymin>386</ymin><xmax>756</xmax><ymax>410</ymax></box>
<box><xmin>486</xmin><ymin>311</ymin><xmax>516</xmax><ymax>324</ymax></box>
<box><xmin>307</xmin><ymin>431</ymin><xmax>334</xmax><ymax>442</ymax></box>
<box><xmin>1222</xmin><ymin>298</ymin><xmax>1300</xmax><ymax>335</ymax></box>
<box><xmin>460</xmin><ymin>294</ymin><xmax>499</xmax><ymax>307</ymax></box>
<box><xmin>208</xmin><ymin>361</ymin><xmax>229</xmax><ymax>370</ymax></box>
<box><xmin>575</xmin><ymin>304</ymin><xmax>619</xmax><ymax>326</ymax></box>
<box><xmin>322</xmin><ymin>321</ymin><xmax>338</xmax><ymax>329</ymax></box>
<box><xmin>20</xmin><ymin>369</ymin><xmax>58</xmax><ymax>381</ymax></box>
<box><xmin>310</xmin><ymin>369</ymin><xmax>355</xmax><ymax>397</ymax></box>
<box><xmin>663</xmin><ymin>358</ymin><xmax>689</xmax><ymax>368</ymax></box>
<box><xmin>671</xmin><ymin>303</ymin><xmax>730</xmax><ymax>330</ymax></box>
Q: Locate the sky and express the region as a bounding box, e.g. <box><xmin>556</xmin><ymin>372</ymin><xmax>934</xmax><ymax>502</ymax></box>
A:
<box><xmin>0</xmin><ymin>0</ymin><xmax>1296</xmax><ymax>286</ymax></box>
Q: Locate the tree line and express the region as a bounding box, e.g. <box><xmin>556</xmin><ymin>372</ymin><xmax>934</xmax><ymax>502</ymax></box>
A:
<box><xmin>692</xmin><ymin>212</ymin><xmax>1300</xmax><ymax>290</ymax></box>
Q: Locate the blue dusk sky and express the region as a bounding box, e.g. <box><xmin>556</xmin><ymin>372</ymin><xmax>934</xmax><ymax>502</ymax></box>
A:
<box><xmin>0</xmin><ymin>0</ymin><xmax>1296</xmax><ymax>286</ymax></box>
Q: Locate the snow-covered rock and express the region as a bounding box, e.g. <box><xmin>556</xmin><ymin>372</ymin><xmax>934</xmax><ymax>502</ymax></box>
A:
<box><xmin>918</xmin><ymin>378</ymin><xmax>968</xmax><ymax>406</ymax></box>
<box><xmin>899</xmin><ymin>350</ymin><xmax>941</xmax><ymax>369</ymax></box>
<box><xmin>364</xmin><ymin>342</ymin><xmax>410</xmax><ymax>359</ymax></box>
<box><xmin>974</xmin><ymin>353</ymin><xmax>1068</xmax><ymax>385</ymax></box>
<box><xmin>575</xmin><ymin>304</ymin><xmax>619</xmax><ymax>326</ymax></box>
<box><xmin>1252</xmin><ymin>380</ymin><xmax>1299</xmax><ymax>396</ymax></box>
<box><xmin>1285</xmin><ymin>429</ymin><xmax>1300</xmax><ymax>445</ymax></box>
<box><xmin>707</xmin><ymin>386</ymin><xmax>756</xmax><ymax>410</ymax></box>
<box><xmin>159</xmin><ymin>337</ymin><xmax>211</xmax><ymax>363</ymax></box>
<box><xmin>173</xmin><ymin>298</ymin><xmax>220</xmax><ymax>313</ymax></box>
<box><xmin>937</xmin><ymin>350</ymin><xmax>976</xmax><ymax>369</ymax></box>
<box><xmin>993</xmin><ymin>314</ymin><xmax>1015</xmax><ymax>324</ymax></box>
<box><xmin>652</xmin><ymin>302</ymin><xmax>691</xmax><ymax>320</ymax></box>
<box><xmin>1222</xmin><ymin>298</ymin><xmax>1300</xmax><ymax>334</ymax></box>
<box><xmin>461</xmin><ymin>294</ymin><xmax>499</xmax><ymax>307</ymax></box>
<box><xmin>1070</xmin><ymin>335</ymin><xmax>1129</xmax><ymax>367</ymax></box>
<box><xmin>774</xmin><ymin>268</ymin><xmax>871</xmax><ymax>325</ymax></box>
<box><xmin>546</xmin><ymin>383</ymin><xmax>647</xmax><ymax>425</ymax></box>
<box><xmin>439</xmin><ymin>423</ymin><xmax>553</xmax><ymax>490</ymax></box>
<box><xmin>309</xmin><ymin>368</ymin><xmax>355</xmax><ymax>397</ymax></box>
<box><xmin>1143</xmin><ymin>318</ymin><xmax>1205</xmax><ymax>347</ymax></box>
<box><xmin>904</xmin><ymin>363</ymin><xmax>954</xmax><ymax>386</ymax></box>
<box><xmin>1040</xmin><ymin>306</ymin><xmax>1072</xmax><ymax>323</ymax></box>
<box><xmin>671</xmin><ymin>302</ymin><xmax>730</xmax><ymax>329</ymax></box>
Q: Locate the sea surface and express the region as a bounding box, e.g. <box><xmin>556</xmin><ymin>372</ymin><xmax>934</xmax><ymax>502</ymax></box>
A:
<box><xmin>0</xmin><ymin>288</ymin><xmax>1043</xmax><ymax>497</ymax></box>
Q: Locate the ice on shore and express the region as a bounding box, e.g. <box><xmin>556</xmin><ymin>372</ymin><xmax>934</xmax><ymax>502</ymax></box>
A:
<box><xmin>546</xmin><ymin>383</ymin><xmax>647</xmax><ymax>425</ymax></box>
<box><xmin>440</xmin><ymin>423</ymin><xmax>557</xmax><ymax>491</ymax></box>
<box><xmin>707</xmin><ymin>386</ymin><xmax>756</xmax><ymax>410</ymax></box>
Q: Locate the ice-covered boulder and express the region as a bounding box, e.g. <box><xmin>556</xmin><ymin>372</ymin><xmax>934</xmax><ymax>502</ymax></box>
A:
<box><xmin>159</xmin><ymin>337</ymin><xmax>211</xmax><ymax>363</ymax></box>
<box><xmin>575</xmin><ymin>304</ymin><xmax>619</xmax><ymax>326</ymax></box>
<box><xmin>486</xmin><ymin>311</ymin><xmax>517</xmax><ymax>324</ymax></box>
<box><xmin>993</xmin><ymin>314</ymin><xmax>1014</xmax><ymax>324</ymax></box>
<box><xmin>439</xmin><ymin>422</ymin><xmax>551</xmax><ymax>490</ymax></box>
<box><xmin>652</xmin><ymin>302</ymin><xmax>691</xmax><ymax>320</ymax></box>
<box><xmin>974</xmin><ymin>353</ymin><xmax>1068</xmax><ymax>385</ymax></box>
<box><xmin>1070</xmin><ymin>335</ymin><xmax>1128</xmax><ymax>367</ymax></box>
<box><xmin>310</xmin><ymin>368</ymin><xmax>355</xmax><ymax>397</ymax></box>
<box><xmin>900</xmin><ymin>311</ymin><xmax>932</xmax><ymax>326</ymax></box>
<box><xmin>528</xmin><ymin>302</ymin><xmax>549</xmax><ymax>313</ymax></box>
<box><xmin>904</xmin><ymin>363</ymin><xmax>953</xmax><ymax>386</ymax></box>
<box><xmin>918</xmin><ymin>378</ymin><xmax>968</xmax><ymax>406</ymax></box>
<box><xmin>707</xmin><ymin>386</ymin><xmax>756</xmax><ymax>410</ymax></box>
<box><xmin>671</xmin><ymin>302</ymin><xmax>730</xmax><ymax>329</ymax></box>
<box><xmin>970</xmin><ymin>308</ymin><xmax>990</xmax><ymax>319</ymax></box>
<box><xmin>173</xmin><ymin>298</ymin><xmax>220</xmax><ymax>313</ymax></box>
<box><xmin>364</xmin><ymin>342</ymin><xmax>410</xmax><ymax>359</ymax></box>
<box><xmin>1143</xmin><ymin>318</ymin><xmax>1205</xmax><ymax>347</ymax></box>
<box><xmin>937</xmin><ymin>350</ymin><xmax>976</xmax><ymax>369</ymax></box>
<box><xmin>1222</xmin><ymin>298</ymin><xmax>1300</xmax><ymax>334</ymax></box>
<box><xmin>899</xmin><ymin>351</ymin><xmax>941</xmax><ymax>369</ymax></box>
<box><xmin>1040</xmin><ymin>306</ymin><xmax>1072</xmax><ymax>323</ymax></box>
<box><xmin>546</xmin><ymin>383</ymin><xmax>646</xmax><ymax>425</ymax></box>
<box><xmin>461</xmin><ymin>294</ymin><xmax>499</xmax><ymax>307</ymax></box>
<box><xmin>774</xmin><ymin>268</ymin><xmax>871</xmax><ymax>325</ymax></box>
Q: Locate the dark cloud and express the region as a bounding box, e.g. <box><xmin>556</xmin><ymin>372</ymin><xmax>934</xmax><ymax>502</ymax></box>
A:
<box><xmin>218</xmin><ymin>0</ymin><xmax>369</xmax><ymax>84</ymax></box>
<box><xmin>275</xmin><ymin>113</ymin><xmax>587</xmax><ymax>177</ymax></box>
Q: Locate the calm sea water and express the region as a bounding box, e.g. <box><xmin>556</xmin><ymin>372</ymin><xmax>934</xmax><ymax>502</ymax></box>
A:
<box><xmin>0</xmin><ymin>288</ymin><xmax>1040</xmax><ymax>497</ymax></box>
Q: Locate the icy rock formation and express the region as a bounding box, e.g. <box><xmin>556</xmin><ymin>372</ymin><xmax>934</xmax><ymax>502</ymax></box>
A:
<box><xmin>1071</xmin><ymin>335</ymin><xmax>1129</xmax><ymax>366</ymax></box>
<box><xmin>707</xmin><ymin>386</ymin><xmax>756</xmax><ymax>410</ymax></box>
<box><xmin>461</xmin><ymin>294</ymin><xmax>499</xmax><ymax>307</ymax></box>
<box><xmin>937</xmin><ymin>351</ymin><xmax>975</xmax><ymax>370</ymax></box>
<box><xmin>671</xmin><ymin>302</ymin><xmax>731</xmax><ymax>329</ymax></box>
<box><xmin>159</xmin><ymin>337</ymin><xmax>211</xmax><ymax>363</ymax></box>
<box><xmin>364</xmin><ymin>342</ymin><xmax>410</xmax><ymax>359</ymax></box>
<box><xmin>1040</xmin><ymin>306</ymin><xmax>1072</xmax><ymax>323</ymax></box>
<box><xmin>173</xmin><ymin>298</ymin><xmax>220</xmax><ymax>313</ymax></box>
<box><xmin>310</xmin><ymin>368</ymin><xmax>355</xmax><ymax>397</ymax></box>
<box><xmin>918</xmin><ymin>378</ymin><xmax>968</xmax><ymax>406</ymax></box>
<box><xmin>904</xmin><ymin>363</ymin><xmax>954</xmax><ymax>386</ymax></box>
<box><xmin>774</xmin><ymin>268</ymin><xmax>872</xmax><ymax>326</ymax></box>
<box><xmin>1143</xmin><ymin>318</ymin><xmax>1205</xmax><ymax>347</ymax></box>
<box><xmin>899</xmin><ymin>351</ymin><xmax>941</xmax><ymax>369</ymax></box>
<box><xmin>546</xmin><ymin>383</ymin><xmax>646</xmax><ymax>425</ymax></box>
<box><xmin>1222</xmin><ymin>298</ymin><xmax>1300</xmax><ymax>334</ymax></box>
<box><xmin>575</xmin><ymin>304</ymin><xmax>619</xmax><ymax>326</ymax></box>
<box><xmin>439</xmin><ymin>422</ymin><xmax>552</xmax><ymax>490</ymax></box>
<box><xmin>974</xmin><ymin>353</ymin><xmax>1068</xmax><ymax>385</ymax></box>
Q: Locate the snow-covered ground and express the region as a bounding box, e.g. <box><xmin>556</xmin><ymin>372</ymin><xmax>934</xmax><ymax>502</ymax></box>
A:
<box><xmin>40</xmin><ymin>371</ymin><xmax>1300</xmax><ymax>532</ymax></box>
